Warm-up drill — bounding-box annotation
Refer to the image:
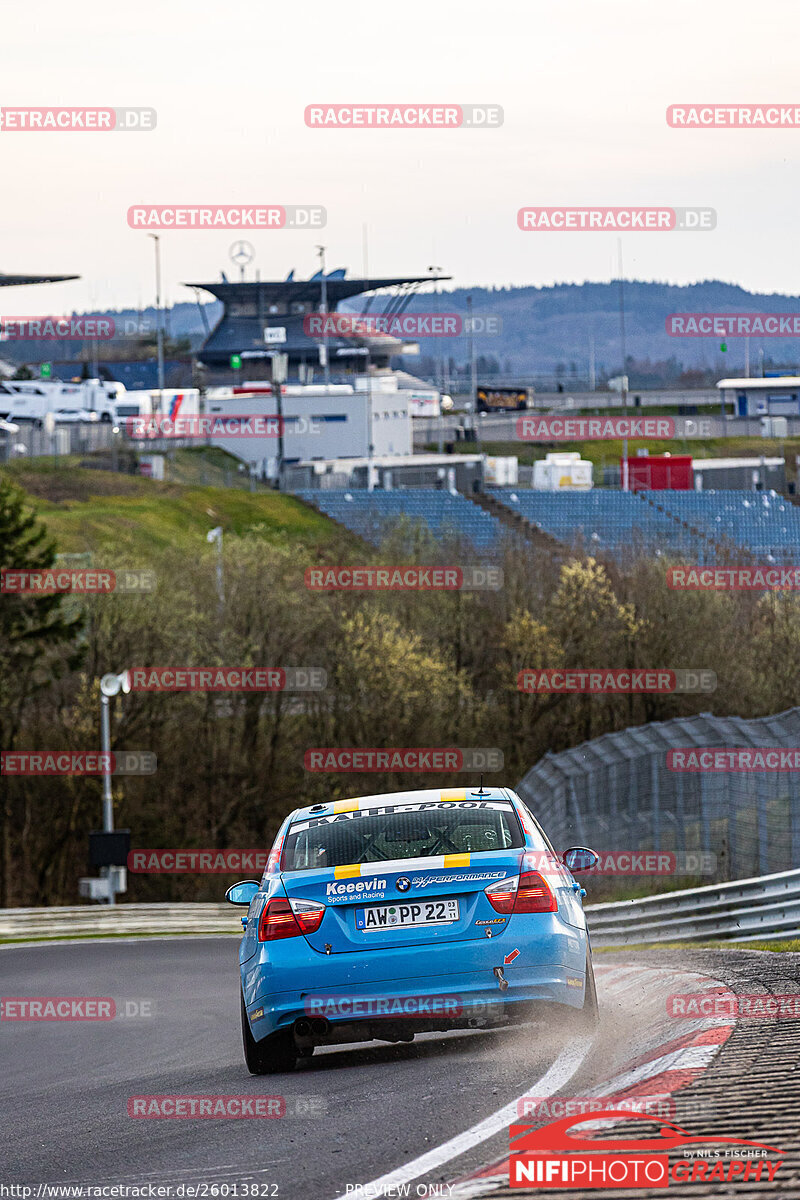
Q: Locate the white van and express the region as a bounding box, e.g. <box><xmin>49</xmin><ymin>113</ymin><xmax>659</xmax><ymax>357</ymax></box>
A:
<box><xmin>0</xmin><ymin>378</ymin><xmax>124</xmax><ymax>426</ymax></box>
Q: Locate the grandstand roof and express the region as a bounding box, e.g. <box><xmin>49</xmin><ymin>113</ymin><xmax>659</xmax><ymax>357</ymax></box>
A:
<box><xmin>0</xmin><ymin>271</ymin><xmax>79</xmax><ymax>287</ymax></box>
<box><xmin>184</xmin><ymin>275</ymin><xmax>450</xmax><ymax>304</ymax></box>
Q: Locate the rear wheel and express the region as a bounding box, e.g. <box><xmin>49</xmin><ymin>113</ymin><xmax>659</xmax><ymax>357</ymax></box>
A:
<box><xmin>577</xmin><ymin>949</ymin><xmax>599</xmax><ymax>1030</ymax></box>
<box><xmin>240</xmin><ymin>992</ymin><xmax>297</xmax><ymax>1074</ymax></box>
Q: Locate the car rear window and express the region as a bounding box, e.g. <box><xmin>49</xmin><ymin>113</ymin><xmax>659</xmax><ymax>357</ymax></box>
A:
<box><xmin>282</xmin><ymin>799</ymin><xmax>526</xmax><ymax>872</ymax></box>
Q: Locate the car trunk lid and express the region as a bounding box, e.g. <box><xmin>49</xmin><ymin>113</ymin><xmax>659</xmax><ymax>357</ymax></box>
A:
<box><xmin>280</xmin><ymin>851</ymin><xmax>524</xmax><ymax>952</ymax></box>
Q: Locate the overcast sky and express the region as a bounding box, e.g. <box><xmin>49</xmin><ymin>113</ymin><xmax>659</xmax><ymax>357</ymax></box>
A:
<box><xmin>3</xmin><ymin>0</ymin><xmax>799</xmax><ymax>314</ymax></box>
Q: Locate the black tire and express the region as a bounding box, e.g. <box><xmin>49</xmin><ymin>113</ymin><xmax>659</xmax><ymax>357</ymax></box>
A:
<box><xmin>240</xmin><ymin>992</ymin><xmax>297</xmax><ymax>1074</ymax></box>
<box><xmin>577</xmin><ymin>949</ymin><xmax>599</xmax><ymax>1030</ymax></box>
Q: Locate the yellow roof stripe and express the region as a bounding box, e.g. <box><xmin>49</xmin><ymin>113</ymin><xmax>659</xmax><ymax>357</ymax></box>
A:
<box><xmin>440</xmin><ymin>788</ymin><xmax>466</xmax><ymax>802</ymax></box>
<box><xmin>334</xmin><ymin>864</ymin><xmax>362</xmax><ymax>879</ymax></box>
<box><xmin>444</xmin><ymin>853</ymin><xmax>471</xmax><ymax>867</ymax></box>
<box><xmin>332</xmin><ymin>800</ymin><xmax>361</xmax><ymax>814</ymax></box>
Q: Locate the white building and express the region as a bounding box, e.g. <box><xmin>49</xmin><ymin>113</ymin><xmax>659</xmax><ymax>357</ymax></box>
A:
<box><xmin>204</xmin><ymin>384</ymin><xmax>411</xmax><ymax>478</ymax></box>
<box><xmin>717</xmin><ymin>376</ymin><xmax>800</xmax><ymax>417</ymax></box>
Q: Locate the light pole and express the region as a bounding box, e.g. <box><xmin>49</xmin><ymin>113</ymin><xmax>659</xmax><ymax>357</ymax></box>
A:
<box><xmin>364</xmin><ymin>347</ymin><xmax>374</xmax><ymax>490</ymax></box>
<box><xmin>428</xmin><ymin>266</ymin><xmax>443</xmax><ymax>395</ymax></box>
<box><xmin>466</xmin><ymin>293</ymin><xmax>479</xmax><ymax>444</ymax></box>
<box><xmin>617</xmin><ymin>241</ymin><xmax>629</xmax><ymax>492</ymax></box>
<box><xmin>148</xmin><ymin>234</ymin><xmax>166</xmax><ymax>406</ymax></box>
<box><xmin>99</xmin><ymin>670</ymin><xmax>131</xmax><ymax>905</ymax></box>
<box><xmin>316</xmin><ymin>245</ymin><xmax>331</xmax><ymax>388</ymax></box>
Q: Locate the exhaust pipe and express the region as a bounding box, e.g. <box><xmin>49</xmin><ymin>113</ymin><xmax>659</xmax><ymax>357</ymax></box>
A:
<box><xmin>294</xmin><ymin>1017</ymin><xmax>312</xmax><ymax>1038</ymax></box>
<box><xmin>310</xmin><ymin>1016</ymin><xmax>330</xmax><ymax>1036</ymax></box>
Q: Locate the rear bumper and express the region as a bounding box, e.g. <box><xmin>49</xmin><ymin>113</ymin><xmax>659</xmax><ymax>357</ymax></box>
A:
<box><xmin>241</xmin><ymin>920</ymin><xmax>588</xmax><ymax>1042</ymax></box>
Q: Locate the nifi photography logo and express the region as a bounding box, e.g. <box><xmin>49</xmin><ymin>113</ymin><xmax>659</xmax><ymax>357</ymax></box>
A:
<box><xmin>509</xmin><ymin>1110</ymin><xmax>783</xmax><ymax>1189</ymax></box>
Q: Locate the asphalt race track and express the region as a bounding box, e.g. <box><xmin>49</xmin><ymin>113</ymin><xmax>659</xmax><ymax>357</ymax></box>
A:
<box><xmin>3</xmin><ymin>939</ymin><xmax>800</xmax><ymax>1198</ymax></box>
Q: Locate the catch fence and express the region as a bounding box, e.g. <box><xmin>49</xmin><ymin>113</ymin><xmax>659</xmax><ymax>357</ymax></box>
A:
<box><xmin>517</xmin><ymin>707</ymin><xmax>800</xmax><ymax>882</ymax></box>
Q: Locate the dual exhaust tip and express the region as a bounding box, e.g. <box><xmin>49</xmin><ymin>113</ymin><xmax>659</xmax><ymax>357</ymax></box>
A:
<box><xmin>294</xmin><ymin>1016</ymin><xmax>330</xmax><ymax>1039</ymax></box>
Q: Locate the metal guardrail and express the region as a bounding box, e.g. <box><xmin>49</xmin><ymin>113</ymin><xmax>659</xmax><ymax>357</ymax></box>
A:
<box><xmin>0</xmin><ymin>903</ymin><xmax>240</xmax><ymax>941</ymax></box>
<box><xmin>587</xmin><ymin>867</ymin><xmax>800</xmax><ymax>946</ymax></box>
<box><xmin>3</xmin><ymin>869</ymin><xmax>800</xmax><ymax>945</ymax></box>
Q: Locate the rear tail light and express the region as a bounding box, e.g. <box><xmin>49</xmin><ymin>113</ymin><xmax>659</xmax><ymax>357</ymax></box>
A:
<box><xmin>484</xmin><ymin>875</ymin><xmax>518</xmax><ymax>914</ymax></box>
<box><xmin>515</xmin><ymin>871</ymin><xmax>558</xmax><ymax>912</ymax></box>
<box><xmin>485</xmin><ymin>871</ymin><xmax>557</xmax><ymax>915</ymax></box>
<box><xmin>258</xmin><ymin>896</ymin><xmax>326</xmax><ymax>941</ymax></box>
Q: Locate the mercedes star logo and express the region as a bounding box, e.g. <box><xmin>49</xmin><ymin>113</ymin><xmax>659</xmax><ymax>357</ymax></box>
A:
<box><xmin>229</xmin><ymin>240</ymin><xmax>255</xmax><ymax>267</ymax></box>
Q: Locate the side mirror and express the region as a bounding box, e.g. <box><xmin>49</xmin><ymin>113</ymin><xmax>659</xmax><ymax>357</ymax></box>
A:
<box><xmin>225</xmin><ymin>880</ymin><xmax>261</xmax><ymax>906</ymax></box>
<box><xmin>562</xmin><ymin>847</ymin><xmax>599</xmax><ymax>874</ymax></box>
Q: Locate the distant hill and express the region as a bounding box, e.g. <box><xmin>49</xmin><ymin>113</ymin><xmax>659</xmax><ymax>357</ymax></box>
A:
<box><xmin>386</xmin><ymin>280</ymin><xmax>800</xmax><ymax>383</ymax></box>
<box><xmin>4</xmin><ymin>282</ymin><xmax>800</xmax><ymax>387</ymax></box>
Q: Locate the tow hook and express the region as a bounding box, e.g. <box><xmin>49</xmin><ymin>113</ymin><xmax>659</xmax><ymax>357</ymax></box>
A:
<box><xmin>493</xmin><ymin>966</ymin><xmax>509</xmax><ymax>993</ymax></box>
<box><xmin>325</xmin><ymin>943</ymin><xmax>332</xmax><ymax>955</ymax></box>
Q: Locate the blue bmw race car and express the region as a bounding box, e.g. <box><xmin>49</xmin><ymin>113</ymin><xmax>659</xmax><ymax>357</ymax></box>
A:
<box><xmin>226</xmin><ymin>786</ymin><xmax>599</xmax><ymax>1073</ymax></box>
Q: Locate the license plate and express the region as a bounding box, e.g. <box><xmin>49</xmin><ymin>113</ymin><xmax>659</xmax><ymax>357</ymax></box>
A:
<box><xmin>355</xmin><ymin>899</ymin><xmax>460</xmax><ymax>930</ymax></box>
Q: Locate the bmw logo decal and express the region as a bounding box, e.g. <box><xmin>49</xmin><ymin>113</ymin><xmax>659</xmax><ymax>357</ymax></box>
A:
<box><xmin>395</xmin><ymin>877</ymin><xmax>411</xmax><ymax>892</ymax></box>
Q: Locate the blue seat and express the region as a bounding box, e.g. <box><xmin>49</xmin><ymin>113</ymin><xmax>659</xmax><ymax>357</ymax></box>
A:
<box><xmin>294</xmin><ymin>489</ymin><xmax>505</xmax><ymax>555</ymax></box>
